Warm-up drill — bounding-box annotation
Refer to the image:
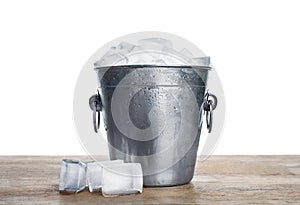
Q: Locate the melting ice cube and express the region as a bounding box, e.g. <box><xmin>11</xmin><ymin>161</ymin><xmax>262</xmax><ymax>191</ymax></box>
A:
<box><xmin>102</xmin><ymin>163</ymin><xmax>143</xmax><ymax>197</ymax></box>
<box><xmin>86</xmin><ymin>160</ymin><xmax>123</xmax><ymax>192</ymax></box>
<box><xmin>59</xmin><ymin>159</ymin><xmax>86</xmax><ymax>193</ymax></box>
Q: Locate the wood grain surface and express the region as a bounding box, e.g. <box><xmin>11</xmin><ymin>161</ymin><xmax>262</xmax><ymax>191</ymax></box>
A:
<box><xmin>0</xmin><ymin>156</ymin><xmax>299</xmax><ymax>205</ymax></box>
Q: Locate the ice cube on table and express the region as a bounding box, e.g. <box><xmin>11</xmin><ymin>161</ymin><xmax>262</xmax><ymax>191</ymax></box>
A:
<box><xmin>102</xmin><ymin>163</ymin><xmax>143</xmax><ymax>197</ymax></box>
<box><xmin>86</xmin><ymin>160</ymin><xmax>123</xmax><ymax>192</ymax></box>
<box><xmin>59</xmin><ymin>159</ymin><xmax>86</xmax><ymax>193</ymax></box>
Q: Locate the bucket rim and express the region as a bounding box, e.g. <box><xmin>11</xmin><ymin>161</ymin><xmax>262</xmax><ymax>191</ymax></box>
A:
<box><xmin>94</xmin><ymin>64</ymin><xmax>212</xmax><ymax>70</ymax></box>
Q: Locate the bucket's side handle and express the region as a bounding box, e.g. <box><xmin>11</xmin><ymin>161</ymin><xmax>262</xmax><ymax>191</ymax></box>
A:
<box><xmin>89</xmin><ymin>90</ymin><xmax>102</xmax><ymax>133</ymax></box>
<box><xmin>203</xmin><ymin>91</ymin><xmax>218</xmax><ymax>133</ymax></box>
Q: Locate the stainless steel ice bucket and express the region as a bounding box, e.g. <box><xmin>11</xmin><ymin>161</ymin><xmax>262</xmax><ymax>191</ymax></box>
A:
<box><xmin>89</xmin><ymin>64</ymin><xmax>217</xmax><ymax>186</ymax></box>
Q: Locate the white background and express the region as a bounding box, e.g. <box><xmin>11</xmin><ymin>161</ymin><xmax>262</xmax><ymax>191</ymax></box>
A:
<box><xmin>0</xmin><ymin>0</ymin><xmax>299</xmax><ymax>155</ymax></box>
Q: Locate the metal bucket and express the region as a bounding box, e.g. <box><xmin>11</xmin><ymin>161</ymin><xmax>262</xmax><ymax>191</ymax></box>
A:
<box><xmin>89</xmin><ymin>64</ymin><xmax>217</xmax><ymax>186</ymax></box>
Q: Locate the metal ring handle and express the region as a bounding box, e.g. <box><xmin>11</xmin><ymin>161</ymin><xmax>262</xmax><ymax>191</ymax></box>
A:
<box><xmin>203</xmin><ymin>91</ymin><xmax>217</xmax><ymax>133</ymax></box>
<box><xmin>89</xmin><ymin>92</ymin><xmax>102</xmax><ymax>133</ymax></box>
<box><xmin>205</xmin><ymin>104</ymin><xmax>213</xmax><ymax>133</ymax></box>
<box><xmin>93</xmin><ymin>102</ymin><xmax>100</xmax><ymax>133</ymax></box>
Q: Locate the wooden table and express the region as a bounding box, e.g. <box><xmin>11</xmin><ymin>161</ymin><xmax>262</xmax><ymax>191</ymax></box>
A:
<box><xmin>0</xmin><ymin>156</ymin><xmax>299</xmax><ymax>205</ymax></box>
